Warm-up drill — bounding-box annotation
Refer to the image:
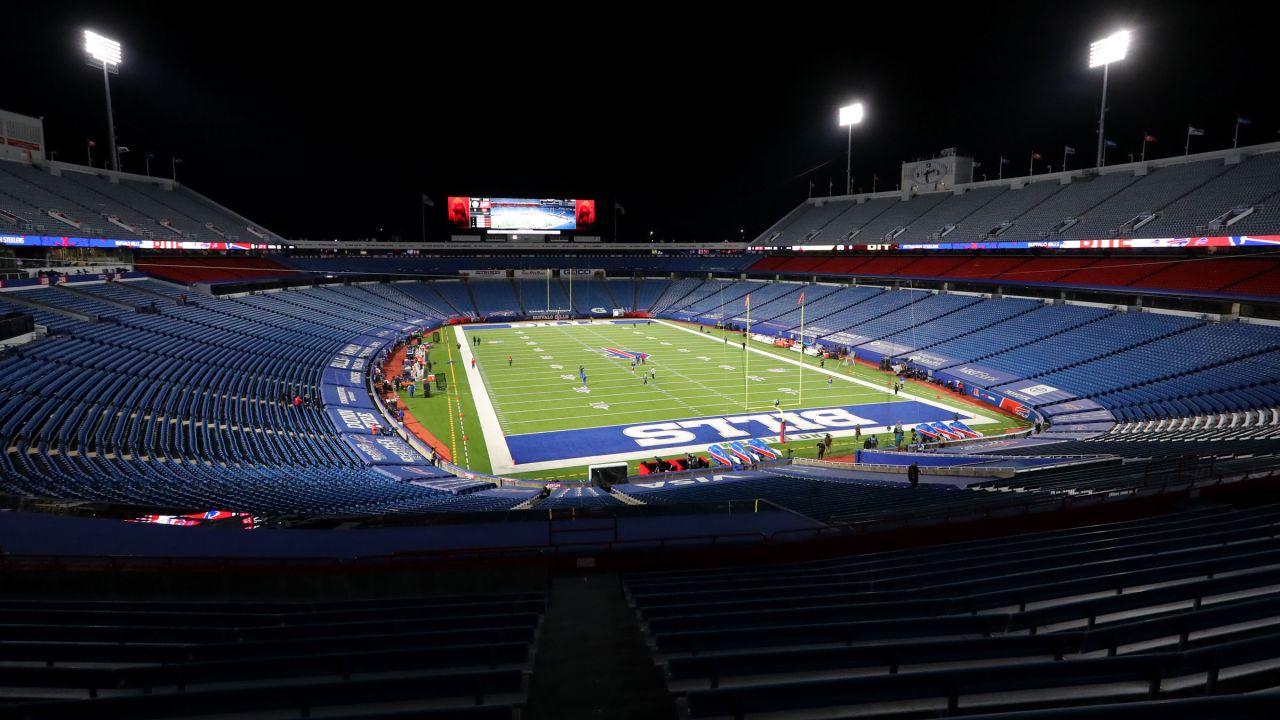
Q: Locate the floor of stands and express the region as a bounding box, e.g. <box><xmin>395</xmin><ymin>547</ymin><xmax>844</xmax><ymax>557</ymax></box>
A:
<box><xmin>525</xmin><ymin>570</ymin><xmax>677</xmax><ymax>720</ymax></box>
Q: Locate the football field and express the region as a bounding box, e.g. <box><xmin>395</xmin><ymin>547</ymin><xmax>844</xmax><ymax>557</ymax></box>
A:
<box><xmin>403</xmin><ymin>319</ymin><xmax>1028</xmax><ymax>480</ymax></box>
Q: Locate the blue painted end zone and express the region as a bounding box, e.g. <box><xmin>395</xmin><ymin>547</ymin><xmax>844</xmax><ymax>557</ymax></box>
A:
<box><xmin>504</xmin><ymin>401</ymin><xmax>968</xmax><ymax>466</ymax></box>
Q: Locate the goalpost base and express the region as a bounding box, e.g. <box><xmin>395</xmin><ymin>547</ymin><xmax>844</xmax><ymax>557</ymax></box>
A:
<box><xmin>741</xmin><ymin>401</ymin><xmax>806</xmax><ymax>413</ymax></box>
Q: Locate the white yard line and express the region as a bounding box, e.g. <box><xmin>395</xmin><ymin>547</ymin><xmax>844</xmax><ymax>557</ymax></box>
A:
<box><xmin>453</xmin><ymin>325</ymin><xmax>516</xmax><ymax>472</ymax></box>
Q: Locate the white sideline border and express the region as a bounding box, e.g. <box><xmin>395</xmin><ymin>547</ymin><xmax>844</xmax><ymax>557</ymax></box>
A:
<box><xmin>453</xmin><ymin>324</ymin><xmax>516</xmax><ymax>473</ymax></box>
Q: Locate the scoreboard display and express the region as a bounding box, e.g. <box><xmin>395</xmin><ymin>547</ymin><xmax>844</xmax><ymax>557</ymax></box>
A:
<box><xmin>448</xmin><ymin>197</ymin><xmax>595</xmax><ymax>233</ymax></box>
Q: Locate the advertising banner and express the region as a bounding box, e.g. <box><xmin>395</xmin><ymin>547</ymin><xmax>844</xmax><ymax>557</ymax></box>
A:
<box><xmin>322</xmin><ymin>365</ymin><xmax>365</xmax><ymax>387</ymax></box>
<box><xmin>933</xmin><ymin>363</ymin><xmax>1024</xmax><ymax>387</ymax></box>
<box><xmin>994</xmin><ymin>380</ymin><xmax>1080</xmax><ymax>407</ymax></box>
<box><xmin>320</xmin><ymin>383</ymin><xmax>376</xmax><ymax>409</ymax></box>
<box><xmin>343</xmin><ymin>433</ymin><xmax>430</xmax><ymax>465</ymax></box>
<box><xmin>968</xmin><ymin>386</ymin><xmax>1039</xmax><ymax>421</ymax></box>
<box><xmin>327</xmin><ymin>407</ymin><xmax>384</xmax><ymax>435</ymax></box>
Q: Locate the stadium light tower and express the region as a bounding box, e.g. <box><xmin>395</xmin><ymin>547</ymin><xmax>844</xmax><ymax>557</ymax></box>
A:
<box><xmin>1089</xmin><ymin>30</ymin><xmax>1129</xmax><ymax>168</ymax></box>
<box><xmin>838</xmin><ymin>102</ymin><xmax>864</xmax><ymax>195</ymax></box>
<box><xmin>83</xmin><ymin>30</ymin><xmax>122</xmax><ymax>173</ymax></box>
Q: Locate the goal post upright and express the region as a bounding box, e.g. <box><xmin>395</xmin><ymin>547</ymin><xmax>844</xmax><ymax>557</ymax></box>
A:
<box><xmin>797</xmin><ymin>291</ymin><xmax>805</xmax><ymax>409</ymax></box>
<box><xmin>744</xmin><ymin>293</ymin><xmax>750</xmax><ymax>411</ymax></box>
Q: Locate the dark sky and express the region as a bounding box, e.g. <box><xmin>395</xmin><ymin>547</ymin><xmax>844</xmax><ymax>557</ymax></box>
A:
<box><xmin>8</xmin><ymin>1</ymin><xmax>1279</xmax><ymax>242</ymax></box>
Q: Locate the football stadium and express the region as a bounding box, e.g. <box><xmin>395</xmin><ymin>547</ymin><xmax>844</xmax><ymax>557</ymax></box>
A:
<box><xmin>1</xmin><ymin>7</ymin><xmax>1280</xmax><ymax>719</ymax></box>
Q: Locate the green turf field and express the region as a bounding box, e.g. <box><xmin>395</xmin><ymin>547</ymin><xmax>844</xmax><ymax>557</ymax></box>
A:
<box><xmin>401</xmin><ymin>320</ymin><xmax>1029</xmax><ymax>481</ymax></box>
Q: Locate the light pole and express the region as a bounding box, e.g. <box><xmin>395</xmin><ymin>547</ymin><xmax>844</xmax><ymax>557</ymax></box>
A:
<box><xmin>1089</xmin><ymin>30</ymin><xmax>1130</xmax><ymax>169</ymax></box>
<box><xmin>83</xmin><ymin>30</ymin><xmax>122</xmax><ymax>172</ymax></box>
<box><xmin>838</xmin><ymin>102</ymin><xmax>864</xmax><ymax>196</ymax></box>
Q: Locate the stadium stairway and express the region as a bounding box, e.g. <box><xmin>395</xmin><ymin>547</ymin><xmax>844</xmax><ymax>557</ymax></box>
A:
<box><xmin>464</xmin><ymin>280</ymin><xmax>483</xmax><ymax>317</ymax></box>
<box><xmin>0</xmin><ymin>290</ymin><xmax>99</xmax><ymax>324</ymax></box>
<box><xmin>510</xmin><ymin>277</ymin><xmax>528</xmax><ymax>315</ymax></box>
<box><xmin>119</xmin><ymin>279</ymin><xmax>195</xmax><ymax>305</ymax></box>
<box><xmin>601</xmin><ymin>279</ymin><xmax>623</xmax><ymax>311</ymax></box>
<box><xmin>525</xmin><ymin>571</ymin><xmax>677</xmax><ymax>720</ymax></box>
<box><xmin>51</xmin><ymin>283</ymin><xmax>141</xmax><ymax>313</ymax></box>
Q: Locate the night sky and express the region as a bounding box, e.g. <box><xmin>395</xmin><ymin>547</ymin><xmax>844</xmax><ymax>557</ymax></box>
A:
<box><xmin>9</xmin><ymin>1</ymin><xmax>1279</xmax><ymax>242</ymax></box>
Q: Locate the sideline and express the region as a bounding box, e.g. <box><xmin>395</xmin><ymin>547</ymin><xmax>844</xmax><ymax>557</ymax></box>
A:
<box><xmin>382</xmin><ymin>345</ymin><xmax>453</xmax><ymax>462</ymax></box>
<box><xmin>454</xmin><ymin>325</ymin><xmax>516</xmax><ymax>472</ymax></box>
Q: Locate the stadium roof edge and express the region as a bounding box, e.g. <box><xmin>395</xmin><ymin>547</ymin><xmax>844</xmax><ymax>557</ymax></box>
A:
<box><xmin>804</xmin><ymin>139</ymin><xmax>1280</xmax><ymax>208</ymax></box>
<box><xmin>8</xmin><ymin>156</ymin><xmax>288</xmax><ymax>243</ymax></box>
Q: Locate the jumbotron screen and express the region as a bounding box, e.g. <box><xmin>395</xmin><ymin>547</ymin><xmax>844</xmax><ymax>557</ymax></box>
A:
<box><xmin>448</xmin><ymin>197</ymin><xmax>595</xmax><ymax>233</ymax></box>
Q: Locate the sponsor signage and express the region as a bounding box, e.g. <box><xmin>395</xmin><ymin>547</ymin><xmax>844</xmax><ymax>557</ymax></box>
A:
<box><xmin>936</xmin><ymin>364</ymin><xmax>1023</xmax><ymax>386</ymax></box>
<box><xmin>995</xmin><ymin>380</ymin><xmax>1080</xmax><ymax>406</ymax></box>
<box><xmin>328</xmin><ymin>407</ymin><xmax>383</xmax><ymax>435</ymax></box>
<box><xmin>908</xmin><ymin>351</ymin><xmax>958</xmax><ymax>370</ymax></box>
<box><xmin>969</xmin><ymin>386</ymin><xmax>1037</xmax><ymax>421</ymax></box>
<box><xmin>343</xmin><ymin>433</ymin><xmax>429</xmax><ymax>465</ymax></box>
<box><xmin>319</xmin><ymin>383</ymin><xmax>376</xmax><ymax>409</ymax></box>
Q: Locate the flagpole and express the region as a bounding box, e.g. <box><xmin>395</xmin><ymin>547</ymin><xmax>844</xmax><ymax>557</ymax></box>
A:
<box><xmin>1185</xmin><ymin>125</ymin><xmax>1190</xmax><ymax>157</ymax></box>
<box><xmin>1141</xmin><ymin>135</ymin><xmax>1147</xmax><ymax>162</ymax></box>
<box><xmin>1234</xmin><ymin>118</ymin><xmax>1240</xmax><ymax>149</ymax></box>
